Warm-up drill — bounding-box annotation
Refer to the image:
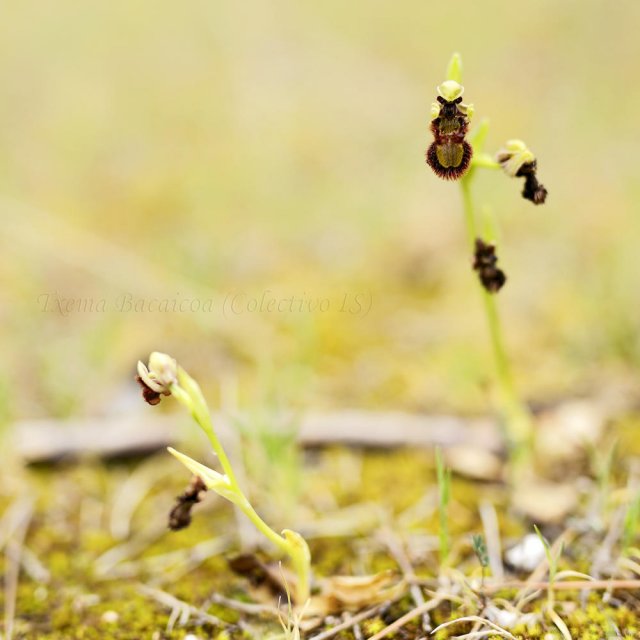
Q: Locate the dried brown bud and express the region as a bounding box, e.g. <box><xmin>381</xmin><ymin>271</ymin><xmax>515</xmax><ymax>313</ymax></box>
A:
<box><xmin>473</xmin><ymin>239</ymin><xmax>507</xmax><ymax>293</ymax></box>
<box><xmin>517</xmin><ymin>162</ymin><xmax>548</xmax><ymax>205</ymax></box>
<box><xmin>135</xmin><ymin>375</ymin><xmax>163</xmax><ymax>405</ymax></box>
<box><xmin>168</xmin><ymin>475</ymin><xmax>207</xmax><ymax>531</ymax></box>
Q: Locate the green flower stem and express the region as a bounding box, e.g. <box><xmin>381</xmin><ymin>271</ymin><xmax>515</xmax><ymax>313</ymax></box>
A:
<box><xmin>470</xmin><ymin>153</ymin><xmax>501</xmax><ymax>170</ymax></box>
<box><xmin>436</xmin><ymin>448</ymin><xmax>451</xmax><ymax>566</ymax></box>
<box><xmin>441</xmin><ymin>54</ymin><xmax>533</xmax><ymax>467</ymax></box>
<box><xmin>171</xmin><ymin>381</ymin><xmax>240</xmax><ymax>488</ymax></box>
<box><xmin>169</xmin><ymin>371</ymin><xmax>311</xmax><ymax>603</ymax></box>
<box><xmin>460</xmin><ymin>171</ymin><xmax>478</xmax><ymax>245</ymax></box>
<box><xmin>459</xmin><ymin>173</ymin><xmax>533</xmax><ymax>464</ymax></box>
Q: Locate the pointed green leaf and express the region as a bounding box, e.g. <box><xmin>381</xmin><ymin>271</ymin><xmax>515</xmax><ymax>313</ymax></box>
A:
<box><xmin>469</xmin><ymin>118</ymin><xmax>491</xmax><ymax>154</ymax></box>
<box><xmin>167</xmin><ymin>447</ymin><xmax>241</xmax><ymax>505</ymax></box>
<box><xmin>446</xmin><ymin>52</ymin><xmax>463</xmax><ymax>83</ymax></box>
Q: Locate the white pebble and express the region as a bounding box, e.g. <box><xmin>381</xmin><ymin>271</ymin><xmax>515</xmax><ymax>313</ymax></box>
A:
<box><xmin>101</xmin><ymin>610</ymin><xmax>119</xmax><ymax>624</ymax></box>
<box><xmin>505</xmin><ymin>533</ymin><xmax>546</xmax><ymax>572</ymax></box>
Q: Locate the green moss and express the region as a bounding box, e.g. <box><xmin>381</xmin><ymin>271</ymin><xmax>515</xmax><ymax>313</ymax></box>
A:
<box><xmin>361</xmin><ymin>617</ymin><xmax>386</xmax><ymax>635</ymax></box>
<box><xmin>8</xmin><ymin>439</ymin><xmax>640</xmax><ymax>638</ymax></box>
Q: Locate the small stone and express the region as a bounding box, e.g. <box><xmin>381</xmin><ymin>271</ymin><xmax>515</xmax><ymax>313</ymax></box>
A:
<box><xmin>512</xmin><ymin>480</ymin><xmax>578</xmax><ymax>523</ymax></box>
<box><xmin>505</xmin><ymin>533</ymin><xmax>546</xmax><ymax>572</ymax></box>
<box><xmin>101</xmin><ymin>610</ymin><xmax>119</xmax><ymax>624</ymax></box>
<box><xmin>536</xmin><ymin>399</ymin><xmax>605</xmax><ymax>462</ymax></box>
<box><xmin>485</xmin><ymin>604</ymin><xmax>539</xmax><ymax>629</ymax></box>
<box><xmin>444</xmin><ymin>446</ymin><xmax>503</xmax><ymax>481</ymax></box>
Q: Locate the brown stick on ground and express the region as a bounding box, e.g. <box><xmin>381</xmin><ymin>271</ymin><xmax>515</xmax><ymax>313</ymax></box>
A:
<box><xmin>308</xmin><ymin>602</ymin><xmax>395</xmax><ymax>640</ymax></box>
<box><xmin>3</xmin><ymin>499</ymin><xmax>34</xmax><ymax>640</ymax></box>
<box><xmin>11</xmin><ymin>411</ymin><xmax>501</xmax><ymax>462</ymax></box>
<box><xmin>364</xmin><ymin>597</ymin><xmax>444</xmax><ymax>640</ymax></box>
<box><xmin>412</xmin><ymin>578</ymin><xmax>640</xmax><ymax>592</ymax></box>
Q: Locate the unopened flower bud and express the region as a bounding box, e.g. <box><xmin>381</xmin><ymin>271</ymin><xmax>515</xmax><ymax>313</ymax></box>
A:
<box><xmin>473</xmin><ymin>239</ymin><xmax>507</xmax><ymax>293</ymax></box>
<box><xmin>136</xmin><ymin>352</ymin><xmax>178</xmax><ymax>404</ymax></box>
<box><xmin>168</xmin><ymin>475</ymin><xmax>207</xmax><ymax>531</ymax></box>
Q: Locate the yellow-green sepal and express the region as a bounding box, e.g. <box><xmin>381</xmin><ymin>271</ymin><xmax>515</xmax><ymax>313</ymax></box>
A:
<box><xmin>167</xmin><ymin>447</ymin><xmax>242</xmax><ymax>505</ymax></box>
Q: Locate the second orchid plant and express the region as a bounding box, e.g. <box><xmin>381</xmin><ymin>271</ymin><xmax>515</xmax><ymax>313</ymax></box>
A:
<box><xmin>426</xmin><ymin>53</ymin><xmax>548</xmax><ymax>467</ymax></box>
<box><xmin>137</xmin><ymin>352</ymin><xmax>311</xmax><ymax>604</ymax></box>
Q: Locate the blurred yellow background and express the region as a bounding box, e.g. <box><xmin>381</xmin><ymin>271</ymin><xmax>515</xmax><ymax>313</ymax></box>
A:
<box><xmin>1</xmin><ymin>0</ymin><xmax>639</xmax><ymax>422</ymax></box>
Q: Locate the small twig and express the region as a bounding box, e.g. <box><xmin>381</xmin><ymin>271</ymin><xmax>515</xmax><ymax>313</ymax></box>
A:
<box><xmin>364</xmin><ymin>597</ymin><xmax>443</xmax><ymax>640</ymax></box>
<box><xmin>155</xmin><ymin>536</ymin><xmax>232</xmax><ymax>584</ymax></box>
<box><xmin>432</xmin><ymin>615</ymin><xmax>516</xmax><ymax>640</ymax></box>
<box><xmin>11</xmin><ymin>411</ymin><xmax>504</xmax><ymax>463</ymax></box>
<box><xmin>493</xmin><ymin>579</ymin><xmax>640</xmax><ymax>592</ymax></box>
<box><xmin>515</xmin><ymin>528</ymin><xmax>576</xmax><ymax>607</ymax></box>
<box><xmin>94</xmin><ymin>522</ymin><xmax>168</xmax><ymax>577</ymax></box>
<box><xmin>342</xmin><ymin>612</ymin><xmax>363</xmax><ymax>640</ymax></box>
<box><xmin>617</xmin><ymin>555</ymin><xmax>640</xmax><ymax>576</ymax></box>
<box><xmin>422</xmin><ymin>587</ymin><xmax>466</xmax><ymax>605</ymax></box>
<box><xmin>381</xmin><ymin>530</ymin><xmax>431</xmax><ymax>633</ymax></box>
<box><xmin>137</xmin><ymin>583</ymin><xmax>236</xmax><ymax>630</ymax></box>
<box><xmin>397</xmin><ymin>490</ymin><xmax>437</xmax><ymax>529</ymax></box>
<box><xmin>411</xmin><ymin>576</ymin><xmax>640</xmax><ymax>592</ymax></box>
<box><xmin>308</xmin><ymin>602</ymin><xmax>390</xmax><ymax>640</ymax></box>
<box><xmin>547</xmin><ymin>607</ymin><xmax>572</xmax><ymax>640</ymax></box>
<box><xmin>3</xmin><ymin>499</ymin><xmax>34</xmax><ymax>640</ymax></box>
<box><xmin>301</xmin><ymin>502</ymin><xmax>384</xmax><ymax>540</ymax></box>
<box><xmin>456</xmin><ymin>632</ymin><xmax>506</xmax><ymax>640</ymax></box>
<box><xmin>19</xmin><ymin>546</ymin><xmax>51</xmax><ymax>583</ymax></box>
<box><xmin>591</xmin><ymin>506</ymin><xmax>625</xmax><ymax>579</ymax></box>
<box><xmin>96</xmin><ymin>527</ymin><xmax>230</xmax><ymax>583</ymax></box>
<box><xmin>206</xmin><ymin>592</ymin><xmax>281</xmax><ymax>618</ymax></box>
<box><xmin>109</xmin><ymin>454</ymin><xmax>171</xmax><ymax>539</ymax></box>
<box><xmin>479</xmin><ymin>502</ymin><xmax>504</xmax><ymax>581</ymax></box>
<box><xmin>0</xmin><ymin>499</ymin><xmax>33</xmax><ymax>552</ymax></box>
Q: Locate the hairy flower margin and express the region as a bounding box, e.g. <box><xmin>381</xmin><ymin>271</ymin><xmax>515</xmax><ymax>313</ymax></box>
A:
<box><xmin>136</xmin><ymin>351</ymin><xmax>312</xmax><ymax>604</ymax></box>
<box><xmin>426</xmin><ymin>77</ymin><xmax>474</xmax><ymax>180</ymax></box>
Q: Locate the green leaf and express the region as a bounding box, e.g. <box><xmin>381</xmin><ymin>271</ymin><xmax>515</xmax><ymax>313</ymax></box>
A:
<box><xmin>446</xmin><ymin>52</ymin><xmax>463</xmax><ymax>83</ymax></box>
<box><xmin>469</xmin><ymin>119</ymin><xmax>491</xmax><ymax>155</ymax></box>
<box><xmin>167</xmin><ymin>447</ymin><xmax>242</xmax><ymax>505</ymax></box>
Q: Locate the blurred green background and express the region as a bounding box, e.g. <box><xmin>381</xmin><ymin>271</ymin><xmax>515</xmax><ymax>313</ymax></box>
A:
<box><xmin>1</xmin><ymin>0</ymin><xmax>639</xmax><ymax>423</ymax></box>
